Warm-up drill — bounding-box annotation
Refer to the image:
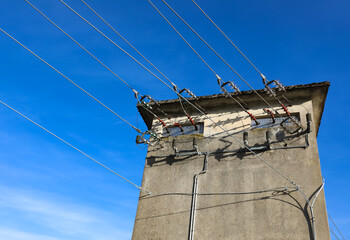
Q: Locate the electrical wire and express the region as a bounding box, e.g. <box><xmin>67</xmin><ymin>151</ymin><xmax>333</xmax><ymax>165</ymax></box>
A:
<box><xmin>190</xmin><ymin>0</ymin><xmax>295</xmax><ymax>120</ymax></box>
<box><xmin>330</xmin><ymin>227</ymin><xmax>341</xmax><ymax>240</ymax></box>
<box><xmin>58</xmin><ymin>0</ymin><xmax>298</xmax><ymax>188</ymax></box>
<box><xmin>147</xmin><ymin>0</ymin><xmax>257</xmax><ymax>123</ymax></box>
<box><xmin>145</xmin><ymin>186</ymin><xmax>298</xmax><ymax>197</ymax></box>
<box><xmin>81</xmin><ymin>0</ymin><xmax>207</xmax><ymax>117</ymax></box>
<box><xmin>0</xmin><ymin>99</ymin><xmax>149</xmax><ymax>194</ymax></box>
<box><xmin>24</xmin><ymin>0</ymin><xmax>172</xmax><ymax>135</ymax></box>
<box><xmin>58</xmin><ymin>0</ymin><xmax>210</xmax><ymax>127</ymax></box>
<box><xmin>190</xmin><ymin>0</ymin><xmax>264</xmax><ymax>78</ymax></box>
<box><xmin>146</xmin><ymin>0</ymin><xmax>217</xmax><ymax>77</ymax></box>
<box><xmin>80</xmin><ymin>0</ymin><xmax>178</xmax><ymax>90</ymax></box>
<box><xmin>24</xmin><ymin>0</ymin><xmax>138</xmax><ymax>93</ymax></box>
<box><xmin>328</xmin><ymin>214</ymin><xmax>346</xmax><ymax>240</ymax></box>
<box><xmin>160</xmin><ymin>0</ymin><xmax>278</xmax><ymax>114</ymax></box>
<box><xmin>0</xmin><ymin>27</ymin><xmax>142</xmax><ymax>134</ymax></box>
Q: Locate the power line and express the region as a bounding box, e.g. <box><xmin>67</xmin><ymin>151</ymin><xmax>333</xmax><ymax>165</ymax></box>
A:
<box><xmin>0</xmin><ymin>99</ymin><xmax>149</xmax><ymax>194</ymax></box>
<box><xmin>0</xmin><ymin>27</ymin><xmax>142</xmax><ymax>134</ymax></box>
<box><xmin>146</xmin><ymin>0</ymin><xmax>218</xmax><ymax>78</ymax></box>
<box><xmin>58</xmin><ymin>0</ymin><xmax>298</xmax><ymax>188</ymax></box>
<box><xmin>56</xmin><ymin>2</ymin><xmax>319</xmax><ymax>238</ymax></box>
<box><xmin>160</xmin><ymin>0</ymin><xmax>278</xmax><ymax>114</ymax></box>
<box><xmin>330</xmin><ymin>227</ymin><xmax>341</xmax><ymax>240</ymax></box>
<box><xmin>147</xmin><ymin>0</ymin><xmax>257</xmax><ymax>122</ymax></box>
<box><xmin>24</xmin><ymin>0</ymin><xmax>173</xmax><ymax>136</ymax></box>
<box><xmin>329</xmin><ymin>214</ymin><xmax>346</xmax><ymax>240</ymax></box>
<box><xmin>190</xmin><ymin>0</ymin><xmax>264</xmax><ymax>78</ymax></box>
<box><xmin>79</xmin><ymin>0</ymin><xmax>203</xmax><ymax>127</ymax></box>
<box><xmin>24</xmin><ymin>0</ymin><xmax>135</xmax><ymax>92</ymax></box>
<box><xmin>80</xmin><ymin>0</ymin><xmax>178</xmax><ymax>90</ymax></box>
<box><xmin>189</xmin><ymin>0</ymin><xmax>296</xmax><ymax>124</ymax></box>
<box><xmin>58</xmin><ymin>0</ymin><xmax>210</xmax><ymax>127</ymax></box>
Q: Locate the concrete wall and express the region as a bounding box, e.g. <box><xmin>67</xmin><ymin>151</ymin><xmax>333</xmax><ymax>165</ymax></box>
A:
<box><xmin>132</xmin><ymin>85</ymin><xmax>330</xmax><ymax>240</ymax></box>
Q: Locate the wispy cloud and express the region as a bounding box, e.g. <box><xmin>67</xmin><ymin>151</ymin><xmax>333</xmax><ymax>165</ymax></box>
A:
<box><xmin>0</xmin><ymin>186</ymin><xmax>132</xmax><ymax>240</ymax></box>
<box><xmin>0</xmin><ymin>228</ymin><xmax>61</xmax><ymax>240</ymax></box>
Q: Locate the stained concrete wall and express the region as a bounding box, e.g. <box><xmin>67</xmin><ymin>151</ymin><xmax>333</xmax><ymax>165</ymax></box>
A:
<box><xmin>132</xmin><ymin>83</ymin><xmax>330</xmax><ymax>240</ymax></box>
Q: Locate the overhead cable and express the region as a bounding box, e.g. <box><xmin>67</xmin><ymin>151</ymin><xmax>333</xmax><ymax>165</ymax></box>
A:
<box><xmin>190</xmin><ymin>0</ymin><xmax>264</xmax><ymax>78</ymax></box>
<box><xmin>59</xmin><ymin>0</ymin><xmax>202</xmax><ymax>127</ymax></box>
<box><xmin>160</xmin><ymin>0</ymin><xmax>278</xmax><ymax>113</ymax></box>
<box><xmin>52</xmin><ymin>5</ymin><xmax>317</xmax><ymax>238</ymax></box>
<box><xmin>0</xmin><ymin>27</ymin><xmax>142</xmax><ymax>134</ymax></box>
<box><xmin>0</xmin><ymin>99</ymin><xmax>149</xmax><ymax>194</ymax></box>
<box><xmin>328</xmin><ymin>214</ymin><xmax>346</xmax><ymax>240</ymax></box>
<box><xmin>80</xmin><ymin>0</ymin><xmax>177</xmax><ymax>90</ymax></box>
<box><xmin>146</xmin><ymin>0</ymin><xmax>217</xmax><ymax>78</ymax></box>
<box><xmin>330</xmin><ymin>227</ymin><xmax>341</xmax><ymax>240</ymax></box>
<box><xmin>147</xmin><ymin>0</ymin><xmax>257</xmax><ymax>122</ymax></box>
<box><xmin>81</xmin><ymin>0</ymin><xmax>206</xmax><ymax>116</ymax></box>
<box><xmin>24</xmin><ymin>0</ymin><xmax>170</xmax><ymax>137</ymax></box>
<box><xmin>58</xmin><ymin>0</ymin><xmax>297</xmax><ymax>188</ymax></box>
<box><xmin>190</xmin><ymin>0</ymin><xmax>295</xmax><ymax>121</ymax></box>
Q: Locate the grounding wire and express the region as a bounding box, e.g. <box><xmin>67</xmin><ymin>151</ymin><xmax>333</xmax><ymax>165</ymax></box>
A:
<box><xmin>190</xmin><ymin>0</ymin><xmax>264</xmax><ymax>78</ymax></box>
<box><xmin>328</xmin><ymin>214</ymin><xmax>346</xmax><ymax>240</ymax></box>
<box><xmin>24</xmin><ymin>0</ymin><xmax>172</xmax><ymax>133</ymax></box>
<box><xmin>0</xmin><ymin>99</ymin><xmax>148</xmax><ymax>193</ymax></box>
<box><xmin>0</xmin><ymin>27</ymin><xmax>142</xmax><ymax>134</ymax></box>
<box><xmin>59</xmin><ymin>0</ymin><xmax>298</xmax><ymax>188</ymax></box>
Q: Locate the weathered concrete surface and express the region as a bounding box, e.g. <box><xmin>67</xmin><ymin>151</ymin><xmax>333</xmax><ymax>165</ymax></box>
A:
<box><xmin>132</xmin><ymin>82</ymin><xmax>330</xmax><ymax>240</ymax></box>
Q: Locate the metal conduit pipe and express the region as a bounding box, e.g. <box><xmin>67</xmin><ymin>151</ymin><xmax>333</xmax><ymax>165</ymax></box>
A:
<box><xmin>309</xmin><ymin>179</ymin><xmax>325</xmax><ymax>240</ymax></box>
<box><xmin>189</xmin><ymin>153</ymin><xmax>208</xmax><ymax>240</ymax></box>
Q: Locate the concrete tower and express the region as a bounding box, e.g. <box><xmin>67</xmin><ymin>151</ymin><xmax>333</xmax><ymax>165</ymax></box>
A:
<box><xmin>132</xmin><ymin>82</ymin><xmax>330</xmax><ymax>240</ymax></box>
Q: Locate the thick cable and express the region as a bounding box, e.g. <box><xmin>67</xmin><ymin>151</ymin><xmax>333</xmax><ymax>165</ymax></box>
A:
<box><xmin>328</xmin><ymin>214</ymin><xmax>346</xmax><ymax>240</ymax></box>
<box><xmin>146</xmin><ymin>186</ymin><xmax>297</xmax><ymax>197</ymax></box>
<box><xmin>0</xmin><ymin>27</ymin><xmax>142</xmax><ymax>133</ymax></box>
<box><xmin>0</xmin><ymin>99</ymin><xmax>148</xmax><ymax>194</ymax></box>
<box><xmin>161</xmin><ymin>0</ymin><xmax>278</xmax><ymax>113</ymax></box>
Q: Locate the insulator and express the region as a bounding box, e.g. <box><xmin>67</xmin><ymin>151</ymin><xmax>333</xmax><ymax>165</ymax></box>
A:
<box><xmin>179</xmin><ymin>88</ymin><xmax>196</xmax><ymax>98</ymax></box>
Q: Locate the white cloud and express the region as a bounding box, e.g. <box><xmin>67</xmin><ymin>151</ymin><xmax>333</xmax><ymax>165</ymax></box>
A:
<box><xmin>0</xmin><ymin>186</ymin><xmax>132</xmax><ymax>240</ymax></box>
<box><xmin>0</xmin><ymin>228</ymin><xmax>61</xmax><ymax>240</ymax></box>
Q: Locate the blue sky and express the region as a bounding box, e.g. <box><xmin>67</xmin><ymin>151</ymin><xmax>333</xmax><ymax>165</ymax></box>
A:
<box><xmin>0</xmin><ymin>0</ymin><xmax>349</xmax><ymax>239</ymax></box>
